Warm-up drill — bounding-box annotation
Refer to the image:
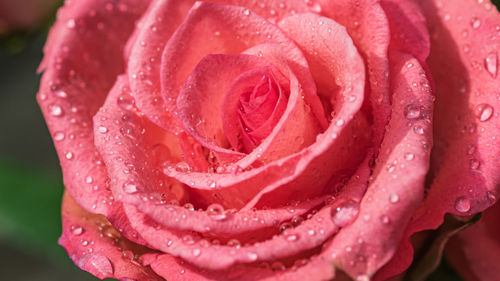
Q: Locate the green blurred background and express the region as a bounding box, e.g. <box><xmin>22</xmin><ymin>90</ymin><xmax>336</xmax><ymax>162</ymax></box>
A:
<box><xmin>0</xmin><ymin>1</ymin><xmax>498</xmax><ymax>280</ymax></box>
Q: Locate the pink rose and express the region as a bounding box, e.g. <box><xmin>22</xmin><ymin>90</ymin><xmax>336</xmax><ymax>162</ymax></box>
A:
<box><xmin>38</xmin><ymin>0</ymin><xmax>500</xmax><ymax>280</ymax></box>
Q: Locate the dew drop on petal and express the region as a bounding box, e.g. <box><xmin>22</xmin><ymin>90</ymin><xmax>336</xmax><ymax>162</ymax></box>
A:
<box><xmin>455</xmin><ymin>197</ymin><xmax>471</xmax><ymax>213</ymax></box>
<box><xmin>54</xmin><ymin>131</ymin><xmax>65</xmax><ymax>141</ymax></box>
<box><xmin>389</xmin><ymin>193</ymin><xmax>400</xmax><ymax>203</ymax></box>
<box><xmin>484</xmin><ymin>52</ymin><xmax>498</xmax><ymax>78</ymax></box>
<box><xmin>97</xmin><ymin>126</ymin><xmax>108</xmax><ymax>134</ymax></box>
<box><xmin>474</xmin><ymin>103</ymin><xmax>494</xmax><ymax>122</ymax></box>
<box><xmin>470</xmin><ymin>17</ymin><xmax>481</xmax><ymax>29</ymax></box>
<box><xmin>49</xmin><ymin>104</ymin><xmax>64</xmax><ymax>117</ymax></box>
<box><xmin>192</xmin><ymin>248</ymin><xmax>201</xmax><ymax>257</ymax></box>
<box><xmin>247</xmin><ymin>252</ymin><xmax>258</xmax><ymax>261</ymax></box>
<box><xmin>404</xmin><ymin>153</ymin><xmax>415</xmax><ymax>161</ymax></box>
<box><xmin>71</xmin><ymin>226</ymin><xmax>84</xmax><ymax>235</ymax></box>
<box><xmin>404</xmin><ymin>104</ymin><xmax>421</xmax><ymax>120</ymax></box>
<box><xmin>207</xmin><ymin>203</ymin><xmax>227</xmax><ymax>221</ymax></box>
<box><xmin>123</xmin><ymin>183</ymin><xmax>138</xmax><ymax>194</ymax></box>
<box><xmin>413</xmin><ymin>125</ymin><xmax>424</xmax><ymax>135</ymax></box>
<box><xmin>380</xmin><ymin>215</ymin><xmax>390</xmax><ymax>224</ymax></box>
<box><xmin>331</xmin><ymin>200</ymin><xmax>359</xmax><ymax>227</ymax></box>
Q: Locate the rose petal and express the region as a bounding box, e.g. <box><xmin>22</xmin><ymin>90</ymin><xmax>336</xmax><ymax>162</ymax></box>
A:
<box><xmin>123</xmin><ymin>163</ymin><xmax>371</xmax><ymax>271</ymax></box>
<box><xmin>326</xmin><ymin>53</ymin><xmax>433</xmax><ymax>280</ymax></box>
<box><xmin>37</xmin><ymin>0</ymin><xmax>149</xmax><ymax>215</ymax></box>
<box><xmin>410</xmin><ymin>0</ymin><xmax>500</xmax><ymax>226</ymax></box>
<box><xmin>316</xmin><ymin>0</ymin><xmax>391</xmax><ymax>148</ymax></box>
<box><xmin>388</xmin><ymin>3</ymin><xmax>500</xmax><ymax>278</ymax></box>
<box><xmin>59</xmin><ymin>193</ymin><xmax>163</xmax><ymax>281</ymax></box>
<box><xmin>446</xmin><ymin>202</ymin><xmax>500</xmax><ymax>281</ymax></box>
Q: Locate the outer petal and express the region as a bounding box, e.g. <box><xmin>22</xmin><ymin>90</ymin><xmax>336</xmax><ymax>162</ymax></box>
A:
<box><xmin>327</xmin><ymin>53</ymin><xmax>433</xmax><ymax>280</ymax></box>
<box><xmin>316</xmin><ymin>0</ymin><xmax>391</xmax><ymax>148</ymax></box>
<box><xmin>446</xmin><ymin>202</ymin><xmax>500</xmax><ymax>281</ymax></box>
<box><xmin>37</xmin><ymin>0</ymin><xmax>149</xmax><ymax>215</ymax></box>
<box><xmin>59</xmin><ymin>193</ymin><xmax>163</xmax><ymax>281</ymax></box>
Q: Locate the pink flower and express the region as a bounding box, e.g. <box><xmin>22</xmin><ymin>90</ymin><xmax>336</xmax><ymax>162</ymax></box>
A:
<box><xmin>38</xmin><ymin>0</ymin><xmax>500</xmax><ymax>280</ymax></box>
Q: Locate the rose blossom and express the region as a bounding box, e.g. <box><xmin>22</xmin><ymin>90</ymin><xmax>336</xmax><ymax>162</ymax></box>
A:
<box><xmin>38</xmin><ymin>0</ymin><xmax>499</xmax><ymax>280</ymax></box>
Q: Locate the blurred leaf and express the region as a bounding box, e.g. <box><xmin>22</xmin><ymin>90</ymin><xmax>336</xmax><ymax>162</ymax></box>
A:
<box><xmin>0</xmin><ymin>161</ymin><xmax>64</xmax><ymax>258</ymax></box>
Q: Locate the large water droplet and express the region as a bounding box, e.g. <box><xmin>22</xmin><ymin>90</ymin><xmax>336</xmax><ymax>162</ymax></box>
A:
<box><xmin>54</xmin><ymin>131</ymin><xmax>65</xmax><ymax>141</ymax></box>
<box><xmin>474</xmin><ymin>103</ymin><xmax>494</xmax><ymax>122</ymax></box>
<box><xmin>49</xmin><ymin>104</ymin><xmax>64</xmax><ymax>117</ymax></box>
<box><xmin>123</xmin><ymin>183</ymin><xmax>138</xmax><ymax>194</ymax></box>
<box><xmin>455</xmin><ymin>197</ymin><xmax>471</xmax><ymax>213</ymax></box>
<box><xmin>380</xmin><ymin>215</ymin><xmax>390</xmax><ymax>224</ymax></box>
<box><xmin>207</xmin><ymin>203</ymin><xmax>227</xmax><ymax>221</ymax></box>
<box><xmin>484</xmin><ymin>52</ymin><xmax>498</xmax><ymax>78</ymax></box>
<box><xmin>331</xmin><ymin>200</ymin><xmax>359</xmax><ymax>227</ymax></box>
<box><xmin>71</xmin><ymin>226</ymin><xmax>84</xmax><ymax>235</ymax></box>
<box><xmin>97</xmin><ymin>126</ymin><xmax>108</xmax><ymax>134</ymax></box>
<box><xmin>404</xmin><ymin>153</ymin><xmax>415</xmax><ymax>161</ymax></box>
<box><xmin>470</xmin><ymin>17</ymin><xmax>481</xmax><ymax>29</ymax></box>
<box><xmin>389</xmin><ymin>193</ymin><xmax>400</xmax><ymax>203</ymax></box>
<box><xmin>404</xmin><ymin>104</ymin><xmax>422</xmax><ymax>120</ymax></box>
<box><xmin>117</xmin><ymin>94</ymin><xmax>136</xmax><ymax>111</ymax></box>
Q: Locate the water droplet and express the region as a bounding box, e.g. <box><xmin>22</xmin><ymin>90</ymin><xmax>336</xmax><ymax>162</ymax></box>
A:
<box><xmin>404</xmin><ymin>104</ymin><xmax>422</xmax><ymax>120</ymax></box>
<box><xmin>55</xmin><ymin>90</ymin><xmax>68</xmax><ymax>98</ymax></box>
<box><xmin>247</xmin><ymin>252</ymin><xmax>258</xmax><ymax>261</ymax></box>
<box><xmin>117</xmin><ymin>94</ymin><xmax>135</xmax><ymax>110</ymax></box>
<box><xmin>331</xmin><ymin>200</ymin><xmax>359</xmax><ymax>227</ymax></box>
<box><xmin>471</xmin><ymin>17</ymin><xmax>481</xmax><ymax>29</ymax></box>
<box><xmin>389</xmin><ymin>193</ymin><xmax>400</xmax><ymax>203</ymax></box>
<box><xmin>484</xmin><ymin>52</ymin><xmax>498</xmax><ymax>78</ymax></box>
<box><xmin>380</xmin><ymin>215</ymin><xmax>390</xmax><ymax>224</ymax></box>
<box><xmin>469</xmin><ymin>158</ymin><xmax>480</xmax><ymax>170</ymax></box>
<box><xmin>227</xmin><ymin>239</ymin><xmax>241</xmax><ymax>248</ymax></box>
<box><xmin>356</xmin><ymin>275</ymin><xmax>370</xmax><ymax>281</ymax></box>
<box><xmin>386</xmin><ymin>164</ymin><xmax>396</xmax><ymax>173</ymax></box>
<box><xmin>65</xmin><ymin>152</ymin><xmax>74</xmax><ymax>160</ymax></box>
<box><xmin>183</xmin><ymin>203</ymin><xmax>194</xmax><ymax>211</ymax></box>
<box><xmin>85</xmin><ymin>176</ymin><xmax>93</xmax><ymax>184</ymax></box>
<box><xmin>455</xmin><ymin>197</ymin><xmax>471</xmax><ymax>213</ymax></box>
<box><xmin>175</xmin><ymin>162</ymin><xmax>191</xmax><ymax>172</ymax></box>
<box><xmin>404</xmin><ymin>153</ymin><xmax>415</xmax><ymax>161</ymax></box>
<box><xmin>67</xmin><ymin>19</ymin><xmax>76</xmax><ymax>28</ymax></box>
<box><xmin>474</xmin><ymin>103</ymin><xmax>494</xmax><ymax>122</ymax></box>
<box><xmin>413</xmin><ymin>126</ymin><xmax>424</xmax><ymax>135</ymax></box>
<box><xmin>123</xmin><ymin>183</ymin><xmax>138</xmax><ymax>194</ymax></box>
<box><xmin>207</xmin><ymin>203</ymin><xmax>227</xmax><ymax>221</ymax></box>
<box><xmin>192</xmin><ymin>248</ymin><xmax>201</xmax><ymax>257</ymax></box>
<box><xmin>279</xmin><ymin>222</ymin><xmax>293</xmax><ymax>233</ymax></box>
<box><xmin>467</xmin><ymin>144</ymin><xmax>476</xmax><ymax>155</ymax></box>
<box><xmin>487</xmin><ymin>191</ymin><xmax>496</xmax><ymax>202</ymax></box>
<box><xmin>71</xmin><ymin>226</ymin><xmax>83</xmax><ymax>235</ymax></box>
<box><xmin>271</xmin><ymin>261</ymin><xmax>285</xmax><ymax>271</ymax></box>
<box><xmin>285</xmin><ymin>233</ymin><xmax>299</xmax><ymax>241</ymax></box>
<box><xmin>49</xmin><ymin>104</ymin><xmax>64</xmax><ymax>117</ymax></box>
<box><xmin>335</xmin><ymin>119</ymin><xmax>345</xmax><ymax>127</ymax></box>
<box><xmin>97</xmin><ymin>126</ymin><xmax>108</xmax><ymax>134</ymax></box>
<box><xmin>54</xmin><ymin>131</ymin><xmax>65</xmax><ymax>141</ymax></box>
<box><xmin>182</xmin><ymin>235</ymin><xmax>195</xmax><ymax>245</ymax></box>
